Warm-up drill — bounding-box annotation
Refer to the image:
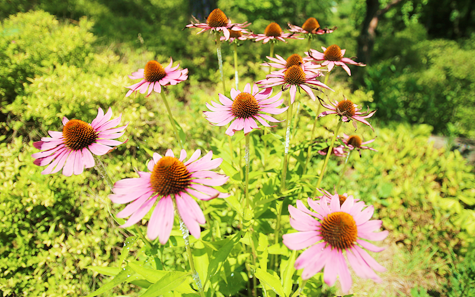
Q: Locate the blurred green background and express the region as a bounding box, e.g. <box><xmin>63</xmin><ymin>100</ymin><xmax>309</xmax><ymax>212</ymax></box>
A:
<box><xmin>1</xmin><ymin>0</ymin><xmax>474</xmax><ymax>296</ymax></box>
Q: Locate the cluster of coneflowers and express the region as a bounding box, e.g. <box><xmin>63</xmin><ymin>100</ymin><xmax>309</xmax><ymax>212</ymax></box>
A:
<box><xmin>32</xmin><ymin>8</ymin><xmax>387</xmax><ymax>296</ymax></box>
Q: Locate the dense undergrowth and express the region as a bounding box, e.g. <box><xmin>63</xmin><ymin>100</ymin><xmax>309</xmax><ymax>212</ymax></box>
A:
<box><xmin>0</xmin><ymin>9</ymin><xmax>474</xmax><ymax>297</ymax></box>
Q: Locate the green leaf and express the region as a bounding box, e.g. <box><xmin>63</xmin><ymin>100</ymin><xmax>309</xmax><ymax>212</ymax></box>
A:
<box><xmin>86</xmin><ymin>266</ymin><xmax>138</xmax><ymax>297</ymax></box>
<box><xmin>282</xmin><ymin>251</ymin><xmax>296</xmax><ymax>296</ymax></box>
<box><xmin>255</xmin><ymin>268</ymin><xmax>286</xmax><ymax>296</ymax></box>
<box><xmin>118</xmin><ymin>236</ymin><xmax>138</xmax><ymax>265</ymax></box>
<box><xmin>173</xmin><ymin>118</ymin><xmax>187</xmax><ymax>145</ymax></box>
<box><xmin>87</xmin><ymin>266</ymin><xmax>121</xmax><ymax>277</ymax></box>
<box><xmin>206</xmin><ymin>232</ymin><xmax>241</xmax><ymax>285</ymax></box>
<box><xmin>128</xmin><ymin>262</ymin><xmax>170</xmax><ymax>283</ymax></box>
<box><xmin>140</xmin><ymin>271</ymin><xmax>191</xmax><ymax>297</ymax></box>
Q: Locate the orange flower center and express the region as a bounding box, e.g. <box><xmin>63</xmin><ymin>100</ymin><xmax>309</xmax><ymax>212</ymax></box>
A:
<box><xmin>62</xmin><ymin>119</ymin><xmax>97</xmax><ymax>151</ymax></box>
<box><xmin>324</xmin><ymin>44</ymin><xmax>343</xmax><ymax>61</ymax></box>
<box><xmin>347</xmin><ymin>135</ymin><xmax>362</xmax><ymax>148</ymax></box>
<box><xmin>338</xmin><ymin>195</ymin><xmax>347</xmax><ymax>205</ymax></box>
<box><xmin>229</xmin><ymin>30</ymin><xmax>243</xmax><ymax>38</ymax></box>
<box><xmin>285</xmin><ymin>54</ymin><xmax>303</xmax><ymax>68</ymax></box>
<box><xmin>144</xmin><ymin>61</ymin><xmax>166</xmax><ymax>83</ymax></box>
<box><xmin>321</xmin><ymin>212</ymin><xmax>357</xmax><ymax>250</ymax></box>
<box><xmin>336</xmin><ymin>99</ymin><xmax>356</xmax><ymax>117</ymax></box>
<box><xmin>231</xmin><ymin>92</ymin><xmax>259</xmax><ymax>119</ymax></box>
<box><xmin>207</xmin><ymin>8</ymin><xmax>228</xmax><ymax>28</ymax></box>
<box><xmin>284</xmin><ymin>65</ymin><xmax>306</xmax><ymax>85</ymax></box>
<box><xmin>302</xmin><ymin>17</ymin><xmax>320</xmax><ymax>32</ymax></box>
<box><xmin>150</xmin><ymin>156</ymin><xmax>191</xmax><ymax>196</ymax></box>
<box><xmin>265</xmin><ymin>22</ymin><xmax>282</xmax><ymax>37</ymax></box>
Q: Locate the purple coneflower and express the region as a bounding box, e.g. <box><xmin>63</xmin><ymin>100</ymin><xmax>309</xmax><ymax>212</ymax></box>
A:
<box><xmin>110</xmin><ymin>149</ymin><xmax>229</xmax><ymax>244</ymax></box>
<box><xmin>288</xmin><ymin>17</ymin><xmax>335</xmax><ymax>35</ymax></box>
<box><xmin>253</xmin><ymin>22</ymin><xmax>300</xmax><ymax>44</ymax></box>
<box><xmin>318</xmin><ymin>97</ymin><xmax>376</xmax><ymax>130</ymax></box>
<box><xmin>283</xmin><ymin>192</ymin><xmax>388</xmax><ymax>293</ymax></box>
<box><xmin>306</xmin><ymin>45</ymin><xmax>365</xmax><ymax>76</ymax></box>
<box><xmin>204</xmin><ymin>83</ymin><xmax>287</xmax><ymax>136</ymax></box>
<box><xmin>186</xmin><ymin>8</ymin><xmax>250</xmax><ymax>40</ymax></box>
<box><xmin>32</xmin><ymin>107</ymin><xmax>127</xmax><ymax>176</ymax></box>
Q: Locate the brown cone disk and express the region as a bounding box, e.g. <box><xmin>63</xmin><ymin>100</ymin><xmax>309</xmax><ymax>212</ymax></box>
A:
<box><xmin>321</xmin><ymin>212</ymin><xmax>357</xmax><ymax>250</ymax></box>
<box><xmin>207</xmin><ymin>8</ymin><xmax>228</xmax><ymax>27</ymax></box>
<box><xmin>150</xmin><ymin>156</ymin><xmax>191</xmax><ymax>196</ymax></box>
<box><xmin>229</xmin><ymin>30</ymin><xmax>243</xmax><ymax>38</ymax></box>
<box><xmin>302</xmin><ymin>17</ymin><xmax>320</xmax><ymax>32</ymax></box>
<box><xmin>324</xmin><ymin>44</ymin><xmax>343</xmax><ymax>61</ymax></box>
<box><xmin>231</xmin><ymin>93</ymin><xmax>259</xmax><ymax>118</ymax></box>
<box><xmin>63</xmin><ymin>119</ymin><xmax>97</xmax><ymax>151</ymax></box>
<box><xmin>286</xmin><ymin>54</ymin><xmax>303</xmax><ymax>68</ymax></box>
<box><xmin>347</xmin><ymin>135</ymin><xmax>362</xmax><ymax>148</ymax></box>
<box><xmin>336</xmin><ymin>99</ymin><xmax>356</xmax><ymax>117</ymax></box>
<box><xmin>265</xmin><ymin>22</ymin><xmax>283</xmax><ymax>37</ymax></box>
<box><xmin>144</xmin><ymin>61</ymin><xmax>166</xmax><ymax>82</ymax></box>
<box><xmin>284</xmin><ymin>65</ymin><xmax>306</xmax><ymax>85</ymax></box>
<box><xmin>338</xmin><ymin>195</ymin><xmax>347</xmax><ymax>206</ymax></box>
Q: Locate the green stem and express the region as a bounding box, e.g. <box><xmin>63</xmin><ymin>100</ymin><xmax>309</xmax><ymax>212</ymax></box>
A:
<box><xmin>174</xmin><ymin>196</ymin><xmax>205</xmax><ymax>297</ymax></box>
<box><xmin>307</xmin><ymin>37</ymin><xmax>311</xmax><ymax>51</ymax></box>
<box><xmin>94</xmin><ymin>156</ymin><xmax>114</xmax><ymax>191</ymax></box>
<box><xmin>291</xmin><ymin>279</ymin><xmax>308</xmax><ymax>297</ymax></box>
<box><xmin>216</xmin><ymin>32</ymin><xmax>226</xmax><ymax>93</ymax></box>
<box><xmin>280</xmin><ymin>101</ymin><xmax>293</xmax><ymax>192</ymax></box>
<box><xmin>244</xmin><ymin>133</ymin><xmax>251</xmax><ymax>209</ymax></box>
<box><xmin>268</xmin><ymin>42</ymin><xmax>275</xmax><ymax>74</ymax></box>
<box><xmin>312</xmin><ymin>120</ymin><xmax>343</xmax><ymax>197</ymax></box>
<box><xmin>233</xmin><ymin>42</ymin><xmax>239</xmax><ymax>90</ymax></box>
<box><xmin>302</xmin><ymin>104</ymin><xmax>322</xmax><ymax>176</ymax></box>
<box><xmin>271</xmin><ymin>200</ymin><xmax>284</xmax><ymax>270</ymax></box>
<box><xmin>134</xmin><ymin>225</ymin><xmax>153</xmax><ymax>250</ymax></box>
<box><xmin>160</xmin><ymin>92</ymin><xmax>184</xmax><ymax>150</ymax></box>
<box><xmin>323</xmin><ymin>71</ymin><xmax>330</xmax><ymax>86</ymax></box>
<box><xmin>336</xmin><ymin>150</ymin><xmax>352</xmax><ymax>191</ymax></box>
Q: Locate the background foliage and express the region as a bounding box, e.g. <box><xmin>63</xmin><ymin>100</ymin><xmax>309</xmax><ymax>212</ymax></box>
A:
<box><xmin>0</xmin><ymin>0</ymin><xmax>474</xmax><ymax>296</ymax></box>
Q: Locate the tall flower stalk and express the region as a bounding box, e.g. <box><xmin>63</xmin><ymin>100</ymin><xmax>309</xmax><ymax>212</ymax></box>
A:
<box><xmin>233</xmin><ymin>43</ymin><xmax>239</xmax><ymax>90</ymax></box>
<box><xmin>336</xmin><ymin>150</ymin><xmax>352</xmax><ymax>190</ymax></box>
<box><xmin>159</xmin><ymin>92</ymin><xmax>184</xmax><ymax>149</ymax></box>
<box><xmin>216</xmin><ymin>32</ymin><xmax>226</xmax><ymax>93</ymax></box>
<box><xmin>312</xmin><ymin>120</ymin><xmax>343</xmax><ymax>196</ymax></box>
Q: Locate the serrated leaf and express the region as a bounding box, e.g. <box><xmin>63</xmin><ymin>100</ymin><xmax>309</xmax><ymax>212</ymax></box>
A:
<box><xmin>140</xmin><ymin>271</ymin><xmax>191</xmax><ymax>297</ymax></box>
<box><xmin>255</xmin><ymin>268</ymin><xmax>286</xmax><ymax>296</ymax></box>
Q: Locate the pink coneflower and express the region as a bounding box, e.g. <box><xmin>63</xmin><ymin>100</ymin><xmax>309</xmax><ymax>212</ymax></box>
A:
<box><xmin>253</xmin><ymin>22</ymin><xmax>301</xmax><ymax>44</ymax></box>
<box><xmin>125</xmin><ymin>58</ymin><xmax>188</xmax><ymax>98</ymax></box>
<box><xmin>283</xmin><ymin>192</ymin><xmax>388</xmax><ymax>293</ymax></box>
<box><xmin>257</xmin><ymin>64</ymin><xmax>332</xmax><ymax>104</ymax></box>
<box><xmin>306</xmin><ymin>45</ymin><xmax>366</xmax><ymax>76</ymax></box>
<box><xmin>204</xmin><ymin>83</ymin><xmax>287</xmax><ymax>136</ymax></box>
<box><xmin>186</xmin><ymin>8</ymin><xmax>250</xmax><ymax>40</ymax></box>
<box><xmin>318</xmin><ymin>97</ymin><xmax>376</xmax><ymax>130</ymax></box>
<box><xmin>263</xmin><ymin>53</ymin><xmax>323</xmax><ymax>75</ymax></box>
<box><xmin>341</xmin><ymin>133</ymin><xmax>377</xmax><ymax>154</ymax></box>
<box><xmin>288</xmin><ymin>17</ymin><xmax>335</xmax><ymax>35</ymax></box>
<box><xmin>32</xmin><ymin>107</ymin><xmax>127</xmax><ymax>176</ymax></box>
<box><xmin>110</xmin><ymin>149</ymin><xmax>229</xmax><ymax>244</ymax></box>
<box><xmin>317</xmin><ymin>145</ymin><xmax>346</xmax><ymax>157</ymax></box>
<box><xmin>220</xmin><ymin>29</ymin><xmax>253</xmax><ymax>43</ymax></box>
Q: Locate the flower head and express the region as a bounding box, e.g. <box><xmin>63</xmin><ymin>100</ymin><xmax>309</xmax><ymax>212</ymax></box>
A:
<box><xmin>318</xmin><ymin>97</ymin><xmax>376</xmax><ymax>130</ymax></box>
<box><xmin>253</xmin><ymin>22</ymin><xmax>301</xmax><ymax>44</ymax></box>
<box><xmin>317</xmin><ymin>145</ymin><xmax>346</xmax><ymax>157</ymax></box>
<box><xmin>257</xmin><ymin>63</ymin><xmax>332</xmax><ymax>104</ymax></box>
<box><xmin>263</xmin><ymin>53</ymin><xmax>323</xmax><ymax>75</ymax></box>
<box><xmin>220</xmin><ymin>28</ymin><xmax>253</xmax><ymax>43</ymax></box>
<box><xmin>341</xmin><ymin>133</ymin><xmax>377</xmax><ymax>155</ymax></box>
<box><xmin>306</xmin><ymin>45</ymin><xmax>366</xmax><ymax>76</ymax></box>
<box><xmin>110</xmin><ymin>149</ymin><xmax>229</xmax><ymax>244</ymax></box>
<box><xmin>186</xmin><ymin>8</ymin><xmax>250</xmax><ymax>40</ymax></box>
<box><xmin>32</xmin><ymin>107</ymin><xmax>127</xmax><ymax>176</ymax></box>
<box><xmin>125</xmin><ymin>58</ymin><xmax>188</xmax><ymax>97</ymax></box>
<box><xmin>204</xmin><ymin>83</ymin><xmax>287</xmax><ymax>136</ymax></box>
<box><xmin>288</xmin><ymin>17</ymin><xmax>336</xmax><ymax>35</ymax></box>
<box><xmin>283</xmin><ymin>192</ymin><xmax>388</xmax><ymax>293</ymax></box>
